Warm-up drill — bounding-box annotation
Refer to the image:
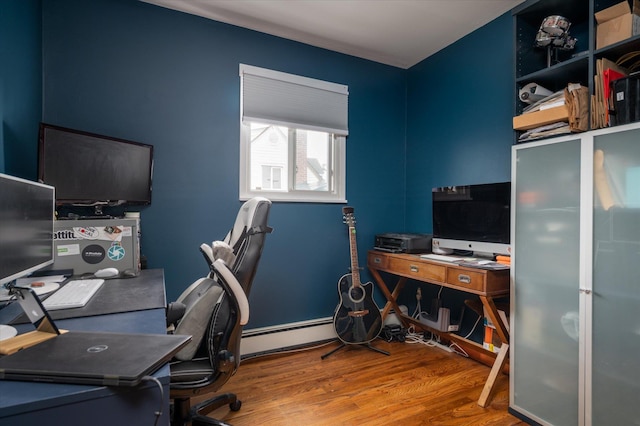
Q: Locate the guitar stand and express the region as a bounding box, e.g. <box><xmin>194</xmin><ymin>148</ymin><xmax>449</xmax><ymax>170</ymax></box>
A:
<box><xmin>321</xmin><ymin>340</ymin><xmax>390</xmax><ymax>359</ymax></box>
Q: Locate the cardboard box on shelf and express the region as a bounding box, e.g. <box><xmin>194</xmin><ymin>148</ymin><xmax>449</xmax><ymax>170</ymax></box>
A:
<box><xmin>595</xmin><ymin>0</ymin><xmax>640</xmax><ymax>49</ymax></box>
<box><xmin>513</xmin><ymin>105</ymin><xmax>569</xmax><ymax>130</ymax></box>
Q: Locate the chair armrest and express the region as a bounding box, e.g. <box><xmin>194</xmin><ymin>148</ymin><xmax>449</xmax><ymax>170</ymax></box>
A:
<box><xmin>166</xmin><ymin>301</ymin><xmax>186</xmax><ymax>326</ymax></box>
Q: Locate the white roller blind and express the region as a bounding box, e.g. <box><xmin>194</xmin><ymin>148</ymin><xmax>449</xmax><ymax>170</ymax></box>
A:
<box><xmin>240</xmin><ymin>64</ymin><xmax>349</xmax><ymax>136</ymax></box>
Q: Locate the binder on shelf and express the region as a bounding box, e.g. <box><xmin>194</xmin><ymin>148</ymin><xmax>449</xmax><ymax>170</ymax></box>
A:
<box><xmin>612</xmin><ymin>76</ymin><xmax>639</xmax><ymax>125</ymax></box>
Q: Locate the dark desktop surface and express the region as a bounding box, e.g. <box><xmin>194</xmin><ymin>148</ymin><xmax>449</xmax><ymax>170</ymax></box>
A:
<box><xmin>5</xmin><ymin>269</ymin><xmax>166</xmax><ymax>325</ymax></box>
<box><xmin>0</xmin><ymin>270</ymin><xmax>170</xmax><ymax>425</ymax></box>
<box><xmin>0</xmin><ymin>309</ymin><xmax>171</xmax><ymax>422</ymax></box>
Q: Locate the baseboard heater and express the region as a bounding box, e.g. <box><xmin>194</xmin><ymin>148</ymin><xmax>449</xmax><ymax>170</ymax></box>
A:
<box><xmin>240</xmin><ymin>317</ymin><xmax>336</xmax><ymax>358</ymax></box>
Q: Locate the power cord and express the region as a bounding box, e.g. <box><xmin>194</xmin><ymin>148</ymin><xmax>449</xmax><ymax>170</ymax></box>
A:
<box><xmin>409</xmin><ymin>285</ymin><xmax>477</xmax><ymax>357</ymax></box>
<box><xmin>411</xmin><ymin>286</ymin><xmax>444</xmax><ymax>320</ymax></box>
<box><xmin>462</xmin><ymin>312</ymin><xmax>482</xmax><ymax>339</ymax></box>
<box><xmin>404</xmin><ymin>325</ymin><xmax>438</xmax><ymax>348</ymax></box>
<box><xmin>141</xmin><ymin>375</ymin><xmax>164</xmax><ymax>426</ymax></box>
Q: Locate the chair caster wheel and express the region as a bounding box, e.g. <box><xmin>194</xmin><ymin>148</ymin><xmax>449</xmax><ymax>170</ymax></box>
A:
<box><xmin>230</xmin><ymin>400</ymin><xmax>242</xmax><ymax>411</ymax></box>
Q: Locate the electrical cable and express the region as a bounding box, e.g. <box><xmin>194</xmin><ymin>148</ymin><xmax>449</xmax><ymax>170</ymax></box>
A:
<box><xmin>411</xmin><ymin>285</ymin><xmax>444</xmax><ymax>320</ymax></box>
<box><xmin>409</xmin><ymin>285</ymin><xmax>477</xmax><ymax>356</ymax></box>
<box><xmin>448</xmin><ymin>342</ymin><xmax>469</xmax><ymax>357</ymax></box>
<box><xmin>140</xmin><ymin>375</ymin><xmax>164</xmax><ymax>426</ymax></box>
<box><xmin>463</xmin><ymin>313</ymin><xmax>482</xmax><ymax>340</ymax></box>
<box><xmin>404</xmin><ymin>325</ymin><xmax>437</xmax><ymax>348</ymax></box>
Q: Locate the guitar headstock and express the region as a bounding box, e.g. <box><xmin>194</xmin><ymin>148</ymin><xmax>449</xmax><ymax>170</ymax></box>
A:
<box><xmin>342</xmin><ymin>206</ymin><xmax>355</xmax><ymax>227</ymax></box>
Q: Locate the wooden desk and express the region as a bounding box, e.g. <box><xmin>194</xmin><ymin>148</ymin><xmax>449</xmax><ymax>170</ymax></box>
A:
<box><xmin>367</xmin><ymin>251</ymin><xmax>510</xmax><ymax>407</ymax></box>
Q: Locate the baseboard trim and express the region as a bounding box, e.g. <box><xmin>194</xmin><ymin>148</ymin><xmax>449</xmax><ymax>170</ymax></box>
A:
<box><xmin>241</xmin><ymin>317</ymin><xmax>336</xmax><ymax>357</ymax></box>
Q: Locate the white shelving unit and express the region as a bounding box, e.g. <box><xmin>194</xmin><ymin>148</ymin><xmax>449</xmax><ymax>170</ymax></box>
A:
<box><xmin>510</xmin><ymin>121</ymin><xmax>640</xmax><ymax>425</ymax></box>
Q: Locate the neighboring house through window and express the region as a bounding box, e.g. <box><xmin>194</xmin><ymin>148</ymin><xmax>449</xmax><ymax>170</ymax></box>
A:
<box><xmin>239</xmin><ymin>64</ymin><xmax>348</xmax><ymax>202</ymax></box>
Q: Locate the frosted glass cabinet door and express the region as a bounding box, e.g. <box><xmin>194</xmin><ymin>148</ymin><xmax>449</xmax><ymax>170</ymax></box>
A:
<box><xmin>512</xmin><ymin>139</ymin><xmax>581</xmax><ymax>426</ymax></box>
<box><xmin>592</xmin><ymin>129</ymin><xmax>640</xmax><ymax>425</ymax></box>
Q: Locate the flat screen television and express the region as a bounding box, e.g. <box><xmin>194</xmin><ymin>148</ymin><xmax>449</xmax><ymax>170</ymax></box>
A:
<box><xmin>38</xmin><ymin>123</ymin><xmax>153</xmax><ymax>211</ymax></box>
<box><xmin>0</xmin><ymin>173</ymin><xmax>55</xmax><ymax>286</ymax></box>
<box><xmin>432</xmin><ymin>181</ymin><xmax>511</xmax><ymax>256</ymax></box>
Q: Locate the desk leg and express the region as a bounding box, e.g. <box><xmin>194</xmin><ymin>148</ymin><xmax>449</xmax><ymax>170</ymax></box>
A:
<box><xmin>477</xmin><ymin>296</ymin><xmax>509</xmax><ymax>407</ymax></box>
<box><xmin>369</xmin><ymin>269</ymin><xmax>406</xmax><ymax>322</ymax></box>
<box><xmin>479</xmin><ymin>296</ymin><xmax>509</xmax><ymax>345</ymax></box>
<box><xmin>478</xmin><ymin>343</ymin><xmax>509</xmax><ymax>407</ymax></box>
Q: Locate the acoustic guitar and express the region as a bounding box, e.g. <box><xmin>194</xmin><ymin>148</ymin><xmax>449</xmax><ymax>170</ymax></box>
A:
<box><xmin>333</xmin><ymin>207</ymin><xmax>383</xmax><ymax>345</ymax></box>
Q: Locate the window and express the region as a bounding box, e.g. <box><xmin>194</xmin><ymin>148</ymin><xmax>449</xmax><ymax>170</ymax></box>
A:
<box><xmin>239</xmin><ymin>64</ymin><xmax>348</xmax><ymax>203</ymax></box>
<box><xmin>261</xmin><ymin>165</ymin><xmax>282</xmax><ymax>190</ymax></box>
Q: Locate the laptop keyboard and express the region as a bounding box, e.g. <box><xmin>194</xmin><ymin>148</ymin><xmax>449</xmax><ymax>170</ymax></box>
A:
<box><xmin>42</xmin><ymin>279</ymin><xmax>105</xmax><ymax>310</ymax></box>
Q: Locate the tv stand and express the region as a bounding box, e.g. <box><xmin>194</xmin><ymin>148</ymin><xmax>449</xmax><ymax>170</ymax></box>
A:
<box><xmin>59</xmin><ymin>213</ymin><xmax>114</xmax><ymax>220</ymax></box>
<box><xmin>79</xmin><ymin>215</ymin><xmax>115</xmax><ymax>220</ymax></box>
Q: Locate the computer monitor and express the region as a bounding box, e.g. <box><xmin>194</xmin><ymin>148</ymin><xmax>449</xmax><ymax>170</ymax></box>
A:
<box><xmin>432</xmin><ymin>181</ymin><xmax>511</xmax><ymax>256</ymax></box>
<box><xmin>0</xmin><ymin>173</ymin><xmax>55</xmax><ymax>286</ymax></box>
<box><xmin>37</xmin><ymin>123</ymin><xmax>153</xmax><ymax>211</ymax></box>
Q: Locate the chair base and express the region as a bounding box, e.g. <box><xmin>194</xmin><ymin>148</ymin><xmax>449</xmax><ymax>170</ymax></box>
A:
<box><xmin>171</xmin><ymin>393</ymin><xmax>242</xmax><ymax>426</ymax></box>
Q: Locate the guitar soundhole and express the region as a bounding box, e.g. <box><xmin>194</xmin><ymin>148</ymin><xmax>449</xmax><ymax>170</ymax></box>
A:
<box><xmin>348</xmin><ymin>286</ymin><xmax>365</xmax><ymax>304</ymax></box>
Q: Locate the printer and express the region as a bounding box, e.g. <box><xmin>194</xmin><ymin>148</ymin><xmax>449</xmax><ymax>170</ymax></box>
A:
<box><xmin>374</xmin><ymin>233</ymin><xmax>432</xmax><ymax>254</ymax></box>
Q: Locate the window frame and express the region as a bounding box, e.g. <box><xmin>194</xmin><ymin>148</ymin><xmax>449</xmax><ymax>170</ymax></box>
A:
<box><xmin>239</xmin><ymin>64</ymin><xmax>348</xmax><ymax>203</ymax></box>
<box><xmin>239</xmin><ymin>121</ymin><xmax>346</xmax><ymax>203</ymax></box>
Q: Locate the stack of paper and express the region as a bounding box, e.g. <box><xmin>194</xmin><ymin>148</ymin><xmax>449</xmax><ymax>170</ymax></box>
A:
<box><xmin>522</xmin><ymin>90</ymin><xmax>566</xmax><ymax>114</ymax></box>
<box><xmin>518</xmin><ymin>121</ymin><xmax>571</xmax><ymax>142</ymax></box>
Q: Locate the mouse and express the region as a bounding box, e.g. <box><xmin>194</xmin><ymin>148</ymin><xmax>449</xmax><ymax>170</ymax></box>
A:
<box><xmin>94</xmin><ymin>267</ymin><xmax>120</xmax><ymax>278</ymax></box>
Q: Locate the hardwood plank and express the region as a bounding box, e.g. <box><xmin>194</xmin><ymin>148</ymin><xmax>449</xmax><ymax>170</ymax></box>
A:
<box><xmin>198</xmin><ymin>339</ymin><xmax>526</xmax><ymax>425</ymax></box>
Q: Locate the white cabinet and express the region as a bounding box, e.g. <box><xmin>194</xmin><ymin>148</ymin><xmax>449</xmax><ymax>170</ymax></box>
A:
<box><xmin>510</xmin><ymin>123</ymin><xmax>640</xmax><ymax>425</ymax></box>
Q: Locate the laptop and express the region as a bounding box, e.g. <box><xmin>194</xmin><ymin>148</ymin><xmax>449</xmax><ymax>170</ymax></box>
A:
<box><xmin>0</xmin><ymin>287</ymin><xmax>190</xmax><ymax>387</ymax></box>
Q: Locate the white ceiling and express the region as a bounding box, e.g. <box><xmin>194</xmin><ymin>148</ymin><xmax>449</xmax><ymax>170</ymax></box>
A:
<box><xmin>141</xmin><ymin>0</ymin><xmax>525</xmax><ymax>69</ymax></box>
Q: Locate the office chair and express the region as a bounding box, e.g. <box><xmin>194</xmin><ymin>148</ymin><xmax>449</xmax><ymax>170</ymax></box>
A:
<box><xmin>168</xmin><ymin>197</ymin><xmax>272</xmax><ymax>426</ymax></box>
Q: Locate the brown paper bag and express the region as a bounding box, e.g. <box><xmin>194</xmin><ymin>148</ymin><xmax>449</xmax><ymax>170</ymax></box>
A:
<box><xmin>565</xmin><ymin>85</ymin><xmax>589</xmax><ymax>132</ymax></box>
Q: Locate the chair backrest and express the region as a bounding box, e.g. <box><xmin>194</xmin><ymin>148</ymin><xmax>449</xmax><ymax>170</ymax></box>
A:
<box><xmin>171</xmin><ymin>197</ymin><xmax>272</xmax><ymax>361</ymax></box>
<box><xmin>223</xmin><ymin>197</ymin><xmax>272</xmax><ymax>296</ymax></box>
<box><xmin>170</xmin><ymin>259</ymin><xmax>248</xmax><ymax>391</ymax></box>
<box><xmin>200</xmin><ymin>197</ymin><xmax>272</xmax><ymax>295</ymax></box>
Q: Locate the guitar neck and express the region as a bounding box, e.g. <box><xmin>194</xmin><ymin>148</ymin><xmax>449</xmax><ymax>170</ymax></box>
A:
<box><xmin>348</xmin><ymin>225</ymin><xmax>361</xmax><ymax>287</ymax></box>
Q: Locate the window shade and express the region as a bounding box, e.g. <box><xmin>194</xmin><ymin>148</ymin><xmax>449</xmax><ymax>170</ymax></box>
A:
<box><xmin>240</xmin><ymin>64</ymin><xmax>349</xmax><ymax>136</ymax></box>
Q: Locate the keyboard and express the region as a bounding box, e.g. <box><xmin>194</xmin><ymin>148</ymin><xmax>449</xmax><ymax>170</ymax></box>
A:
<box><xmin>419</xmin><ymin>253</ymin><xmax>461</xmax><ymax>263</ymax></box>
<box><xmin>42</xmin><ymin>279</ymin><xmax>105</xmax><ymax>310</ymax></box>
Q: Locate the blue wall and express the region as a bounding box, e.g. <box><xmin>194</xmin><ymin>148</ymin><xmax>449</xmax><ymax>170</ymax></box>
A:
<box><xmin>400</xmin><ymin>13</ymin><xmax>514</xmax><ymax>334</ymax></box>
<box><xmin>0</xmin><ymin>0</ymin><xmax>42</xmax><ymax>176</ymax></box>
<box><xmin>405</xmin><ymin>12</ymin><xmax>514</xmax><ymax>234</ymax></box>
<box><xmin>2</xmin><ymin>0</ymin><xmax>516</xmax><ymax>332</ymax></box>
<box><xmin>40</xmin><ymin>0</ymin><xmax>407</xmax><ymax>328</ymax></box>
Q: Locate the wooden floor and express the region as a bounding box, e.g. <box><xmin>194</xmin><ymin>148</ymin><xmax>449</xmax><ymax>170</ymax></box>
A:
<box><xmin>199</xmin><ymin>338</ymin><xmax>528</xmax><ymax>425</ymax></box>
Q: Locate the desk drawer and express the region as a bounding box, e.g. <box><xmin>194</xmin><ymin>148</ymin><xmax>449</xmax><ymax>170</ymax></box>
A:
<box><xmin>368</xmin><ymin>252</ymin><xmax>389</xmax><ymax>269</ymax></box>
<box><xmin>387</xmin><ymin>257</ymin><xmax>446</xmax><ymax>282</ymax></box>
<box><xmin>446</xmin><ymin>267</ymin><xmax>485</xmax><ymax>292</ymax></box>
